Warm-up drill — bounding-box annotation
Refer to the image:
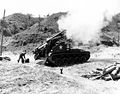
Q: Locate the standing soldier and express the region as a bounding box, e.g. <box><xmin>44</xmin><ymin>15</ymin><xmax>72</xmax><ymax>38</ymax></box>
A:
<box><xmin>17</xmin><ymin>50</ymin><xmax>26</xmax><ymax>63</ymax></box>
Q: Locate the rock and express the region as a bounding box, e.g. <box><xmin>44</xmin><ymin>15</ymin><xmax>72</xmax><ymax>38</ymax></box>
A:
<box><xmin>0</xmin><ymin>56</ymin><xmax>11</xmax><ymax>61</ymax></box>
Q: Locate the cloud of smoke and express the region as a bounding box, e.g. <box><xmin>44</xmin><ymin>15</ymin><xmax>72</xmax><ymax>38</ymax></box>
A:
<box><xmin>58</xmin><ymin>0</ymin><xmax>120</xmax><ymax>44</ymax></box>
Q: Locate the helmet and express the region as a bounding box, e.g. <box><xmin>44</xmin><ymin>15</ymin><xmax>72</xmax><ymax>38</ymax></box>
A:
<box><xmin>22</xmin><ymin>50</ymin><xmax>26</xmax><ymax>54</ymax></box>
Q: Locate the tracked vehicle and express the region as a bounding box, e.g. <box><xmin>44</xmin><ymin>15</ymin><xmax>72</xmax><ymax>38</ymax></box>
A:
<box><xmin>33</xmin><ymin>30</ymin><xmax>90</xmax><ymax>66</ymax></box>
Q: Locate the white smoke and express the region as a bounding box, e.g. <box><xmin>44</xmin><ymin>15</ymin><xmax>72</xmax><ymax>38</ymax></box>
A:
<box><xmin>58</xmin><ymin>0</ymin><xmax>120</xmax><ymax>44</ymax></box>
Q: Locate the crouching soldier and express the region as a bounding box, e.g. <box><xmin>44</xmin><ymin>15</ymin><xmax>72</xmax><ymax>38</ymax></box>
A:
<box><xmin>18</xmin><ymin>50</ymin><xmax>26</xmax><ymax>63</ymax></box>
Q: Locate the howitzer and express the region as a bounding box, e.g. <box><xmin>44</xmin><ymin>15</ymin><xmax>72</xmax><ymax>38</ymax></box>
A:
<box><xmin>33</xmin><ymin>30</ymin><xmax>90</xmax><ymax>67</ymax></box>
<box><xmin>35</xmin><ymin>30</ymin><xmax>65</xmax><ymax>50</ymax></box>
<box><xmin>46</xmin><ymin>30</ymin><xmax>66</xmax><ymax>42</ymax></box>
<box><xmin>33</xmin><ymin>30</ymin><xmax>66</xmax><ymax>59</ymax></box>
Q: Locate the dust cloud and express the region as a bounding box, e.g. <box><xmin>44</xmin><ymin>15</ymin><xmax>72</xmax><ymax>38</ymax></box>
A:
<box><xmin>58</xmin><ymin>0</ymin><xmax>120</xmax><ymax>44</ymax></box>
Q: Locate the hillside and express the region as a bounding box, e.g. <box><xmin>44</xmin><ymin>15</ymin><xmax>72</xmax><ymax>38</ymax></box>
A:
<box><xmin>0</xmin><ymin>13</ymin><xmax>40</xmax><ymax>36</ymax></box>
<box><xmin>100</xmin><ymin>13</ymin><xmax>120</xmax><ymax>46</ymax></box>
<box><xmin>0</xmin><ymin>12</ymin><xmax>67</xmax><ymax>52</ymax></box>
<box><xmin>0</xmin><ymin>12</ymin><xmax>66</xmax><ymax>36</ymax></box>
<box><xmin>0</xmin><ymin>12</ymin><xmax>120</xmax><ymax>53</ymax></box>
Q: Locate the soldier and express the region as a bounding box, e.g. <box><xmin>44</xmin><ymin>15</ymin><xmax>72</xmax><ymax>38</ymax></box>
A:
<box><xmin>17</xmin><ymin>50</ymin><xmax>26</xmax><ymax>63</ymax></box>
<box><xmin>60</xmin><ymin>68</ymin><xmax>63</xmax><ymax>74</ymax></box>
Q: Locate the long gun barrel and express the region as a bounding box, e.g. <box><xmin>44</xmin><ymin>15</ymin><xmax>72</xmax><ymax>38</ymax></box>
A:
<box><xmin>35</xmin><ymin>30</ymin><xmax>65</xmax><ymax>50</ymax></box>
<box><xmin>46</xmin><ymin>30</ymin><xmax>65</xmax><ymax>42</ymax></box>
<box><xmin>38</xmin><ymin>43</ymin><xmax>47</xmax><ymax>49</ymax></box>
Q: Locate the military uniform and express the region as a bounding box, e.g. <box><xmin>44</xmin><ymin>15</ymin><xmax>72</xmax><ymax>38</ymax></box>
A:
<box><xmin>18</xmin><ymin>51</ymin><xmax>26</xmax><ymax>63</ymax></box>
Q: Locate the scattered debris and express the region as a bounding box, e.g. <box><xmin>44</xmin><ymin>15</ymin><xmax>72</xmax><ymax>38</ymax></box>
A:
<box><xmin>0</xmin><ymin>56</ymin><xmax>11</xmax><ymax>61</ymax></box>
<box><xmin>82</xmin><ymin>62</ymin><xmax>120</xmax><ymax>81</ymax></box>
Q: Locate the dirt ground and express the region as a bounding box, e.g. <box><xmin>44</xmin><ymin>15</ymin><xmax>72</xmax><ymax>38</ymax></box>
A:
<box><xmin>0</xmin><ymin>46</ymin><xmax>120</xmax><ymax>94</ymax></box>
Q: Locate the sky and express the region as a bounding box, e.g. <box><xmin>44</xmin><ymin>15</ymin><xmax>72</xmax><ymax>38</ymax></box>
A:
<box><xmin>0</xmin><ymin>0</ymin><xmax>119</xmax><ymax>18</ymax></box>
<box><xmin>0</xmin><ymin>0</ymin><xmax>72</xmax><ymax>18</ymax></box>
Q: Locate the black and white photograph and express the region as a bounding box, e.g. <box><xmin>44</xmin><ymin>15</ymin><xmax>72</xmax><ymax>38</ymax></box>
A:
<box><xmin>0</xmin><ymin>0</ymin><xmax>120</xmax><ymax>93</ymax></box>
